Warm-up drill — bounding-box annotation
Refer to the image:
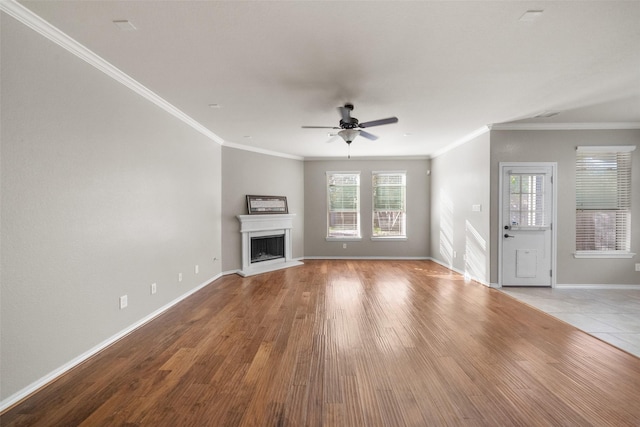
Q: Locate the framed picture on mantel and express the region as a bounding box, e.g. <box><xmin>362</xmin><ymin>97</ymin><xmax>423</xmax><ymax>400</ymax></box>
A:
<box><xmin>246</xmin><ymin>195</ymin><xmax>288</xmax><ymax>214</ymax></box>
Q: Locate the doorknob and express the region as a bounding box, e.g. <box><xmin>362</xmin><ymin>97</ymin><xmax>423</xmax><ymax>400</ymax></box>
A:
<box><xmin>504</xmin><ymin>234</ymin><xmax>515</xmax><ymax>238</ymax></box>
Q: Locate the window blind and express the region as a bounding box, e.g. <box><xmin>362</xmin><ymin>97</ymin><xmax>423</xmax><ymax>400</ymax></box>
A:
<box><xmin>327</xmin><ymin>172</ymin><xmax>360</xmax><ymax>238</ymax></box>
<box><xmin>576</xmin><ymin>148</ymin><xmax>633</xmax><ymax>252</ymax></box>
<box><xmin>372</xmin><ymin>172</ymin><xmax>406</xmax><ymax>237</ymax></box>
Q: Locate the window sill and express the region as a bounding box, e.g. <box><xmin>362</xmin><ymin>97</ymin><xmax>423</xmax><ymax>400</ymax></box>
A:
<box><xmin>326</xmin><ymin>237</ymin><xmax>362</xmax><ymax>242</ymax></box>
<box><xmin>371</xmin><ymin>237</ymin><xmax>408</xmax><ymax>241</ymax></box>
<box><xmin>573</xmin><ymin>251</ymin><xmax>636</xmax><ymax>259</ymax></box>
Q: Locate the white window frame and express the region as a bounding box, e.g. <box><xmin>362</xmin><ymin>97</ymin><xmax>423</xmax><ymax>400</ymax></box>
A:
<box><xmin>371</xmin><ymin>171</ymin><xmax>407</xmax><ymax>240</ymax></box>
<box><xmin>574</xmin><ymin>145</ymin><xmax>636</xmax><ymax>259</ymax></box>
<box><xmin>326</xmin><ymin>171</ymin><xmax>361</xmax><ymax>241</ymax></box>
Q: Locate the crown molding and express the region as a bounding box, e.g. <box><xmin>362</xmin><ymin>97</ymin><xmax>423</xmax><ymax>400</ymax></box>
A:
<box><xmin>304</xmin><ymin>155</ymin><xmax>430</xmax><ymax>161</ymax></box>
<box><xmin>223</xmin><ymin>141</ymin><xmax>304</xmax><ymax>161</ymax></box>
<box><xmin>490</xmin><ymin>122</ymin><xmax>640</xmax><ymax>131</ymax></box>
<box><xmin>0</xmin><ymin>0</ymin><xmax>225</xmax><ymax>146</ymax></box>
<box><xmin>430</xmin><ymin>125</ymin><xmax>491</xmax><ymax>159</ymax></box>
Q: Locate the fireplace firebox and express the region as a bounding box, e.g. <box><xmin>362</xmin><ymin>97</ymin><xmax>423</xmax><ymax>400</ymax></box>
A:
<box><xmin>251</xmin><ymin>234</ymin><xmax>285</xmax><ymax>263</ymax></box>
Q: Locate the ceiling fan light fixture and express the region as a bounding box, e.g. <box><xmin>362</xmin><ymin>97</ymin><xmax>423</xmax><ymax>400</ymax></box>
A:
<box><xmin>338</xmin><ymin>129</ymin><xmax>360</xmax><ymax>143</ymax></box>
<box><xmin>302</xmin><ymin>103</ymin><xmax>397</xmax><ymax>146</ymax></box>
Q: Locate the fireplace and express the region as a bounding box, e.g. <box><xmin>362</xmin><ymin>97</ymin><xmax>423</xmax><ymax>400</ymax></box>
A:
<box><xmin>237</xmin><ymin>214</ymin><xmax>303</xmax><ymax>276</ymax></box>
<box><xmin>251</xmin><ymin>234</ymin><xmax>285</xmax><ymax>263</ymax></box>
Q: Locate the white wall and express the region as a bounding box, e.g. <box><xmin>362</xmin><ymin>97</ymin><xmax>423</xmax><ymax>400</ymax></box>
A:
<box><xmin>304</xmin><ymin>158</ymin><xmax>430</xmax><ymax>258</ymax></box>
<box><xmin>1</xmin><ymin>13</ymin><xmax>222</xmax><ymax>402</ymax></box>
<box><xmin>220</xmin><ymin>147</ymin><xmax>304</xmax><ymax>272</ymax></box>
<box><xmin>430</xmin><ymin>134</ymin><xmax>491</xmax><ymax>284</ymax></box>
<box><xmin>490</xmin><ymin>129</ymin><xmax>640</xmax><ymax>286</ymax></box>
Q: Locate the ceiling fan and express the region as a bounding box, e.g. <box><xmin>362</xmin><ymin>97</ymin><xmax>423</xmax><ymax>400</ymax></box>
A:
<box><xmin>302</xmin><ymin>103</ymin><xmax>399</xmax><ymax>145</ymax></box>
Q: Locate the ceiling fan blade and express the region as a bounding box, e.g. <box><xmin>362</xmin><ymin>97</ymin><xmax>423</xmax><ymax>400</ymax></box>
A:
<box><xmin>337</xmin><ymin>106</ymin><xmax>351</xmax><ymax>122</ymax></box>
<box><xmin>359</xmin><ymin>130</ymin><xmax>378</xmax><ymax>141</ymax></box>
<box><xmin>326</xmin><ymin>134</ymin><xmax>340</xmax><ymax>143</ymax></box>
<box><xmin>302</xmin><ymin>126</ymin><xmax>340</xmax><ymax>129</ymax></box>
<box><xmin>358</xmin><ymin>117</ymin><xmax>398</xmax><ymax>128</ymax></box>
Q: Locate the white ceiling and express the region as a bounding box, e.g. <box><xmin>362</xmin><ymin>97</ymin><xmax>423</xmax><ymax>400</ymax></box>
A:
<box><xmin>16</xmin><ymin>0</ymin><xmax>640</xmax><ymax>159</ymax></box>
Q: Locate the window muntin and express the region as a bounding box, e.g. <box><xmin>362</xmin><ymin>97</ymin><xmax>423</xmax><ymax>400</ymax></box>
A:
<box><xmin>576</xmin><ymin>147</ymin><xmax>634</xmax><ymax>253</ymax></box>
<box><xmin>372</xmin><ymin>172</ymin><xmax>406</xmax><ymax>238</ymax></box>
<box><xmin>327</xmin><ymin>172</ymin><xmax>360</xmax><ymax>238</ymax></box>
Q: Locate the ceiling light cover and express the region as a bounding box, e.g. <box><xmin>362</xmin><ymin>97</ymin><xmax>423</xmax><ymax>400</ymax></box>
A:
<box><xmin>338</xmin><ymin>129</ymin><xmax>360</xmax><ymax>143</ymax></box>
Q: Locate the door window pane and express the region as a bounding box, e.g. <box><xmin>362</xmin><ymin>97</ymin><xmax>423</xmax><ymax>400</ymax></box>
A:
<box><xmin>509</xmin><ymin>174</ymin><xmax>546</xmax><ymax>227</ymax></box>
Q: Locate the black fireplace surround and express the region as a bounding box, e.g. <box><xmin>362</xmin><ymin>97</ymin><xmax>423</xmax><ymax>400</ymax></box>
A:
<box><xmin>250</xmin><ymin>234</ymin><xmax>285</xmax><ymax>263</ymax></box>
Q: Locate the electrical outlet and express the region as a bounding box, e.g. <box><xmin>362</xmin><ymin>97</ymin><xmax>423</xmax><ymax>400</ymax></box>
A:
<box><xmin>151</xmin><ymin>283</ymin><xmax>157</xmax><ymax>295</ymax></box>
<box><xmin>343</xmin><ymin>243</ymin><xmax>347</xmax><ymax>249</ymax></box>
<box><xmin>636</xmin><ymin>263</ymin><xmax>640</xmax><ymax>272</ymax></box>
<box><xmin>453</xmin><ymin>250</ymin><xmax>457</xmax><ymax>258</ymax></box>
<box><xmin>195</xmin><ymin>264</ymin><xmax>199</xmax><ymax>274</ymax></box>
<box><xmin>178</xmin><ymin>273</ymin><xmax>182</xmax><ymax>282</ymax></box>
<box><xmin>119</xmin><ymin>295</ymin><xmax>128</xmax><ymax>309</ymax></box>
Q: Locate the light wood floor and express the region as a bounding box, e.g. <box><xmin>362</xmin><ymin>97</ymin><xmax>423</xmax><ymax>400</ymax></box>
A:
<box><xmin>3</xmin><ymin>260</ymin><xmax>640</xmax><ymax>426</ymax></box>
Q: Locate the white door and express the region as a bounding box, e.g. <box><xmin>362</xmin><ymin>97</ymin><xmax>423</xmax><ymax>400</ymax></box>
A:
<box><xmin>500</xmin><ymin>164</ymin><xmax>555</xmax><ymax>287</ymax></box>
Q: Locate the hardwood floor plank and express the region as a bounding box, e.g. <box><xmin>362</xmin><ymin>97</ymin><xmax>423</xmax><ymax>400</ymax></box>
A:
<box><xmin>3</xmin><ymin>260</ymin><xmax>640</xmax><ymax>426</ymax></box>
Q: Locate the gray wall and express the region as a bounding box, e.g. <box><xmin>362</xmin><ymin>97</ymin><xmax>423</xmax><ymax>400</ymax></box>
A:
<box><xmin>490</xmin><ymin>129</ymin><xmax>640</xmax><ymax>285</ymax></box>
<box><xmin>430</xmin><ymin>134</ymin><xmax>491</xmax><ymax>284</ymax></box>
<box><xmin>304</xmin><ymin>158</ymin><xmax>430</xmax><ymax>258</ymax></box>
<box><xmin>1</xmin><ymin>13</ymin><xmax>222</xmax><ymax>401</ymax></box>
<box><xmin>221</xmin><ymin>147</ymin><xmax>304</xmax><ymax>272</ymax></box>
<box><xmin>3</xmin><ymin>4</ymin><xmax>638</xmax><ymax>410</ymax></box>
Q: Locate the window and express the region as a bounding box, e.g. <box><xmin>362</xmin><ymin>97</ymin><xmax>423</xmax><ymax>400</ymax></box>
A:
<box><xmin>372</xmin><ymin>171</ymin><xmax>406</xmax><ymax>238</ymax></box>
<box><xmin>326</xmin><ymin>172</ymin><xmax>360</xmax><ymax>238</ymax></box>
<box><xmin>508</xmin><ymin>173</ymin><xmax>547</xmax><ymax>228</ymax></box>
<box><xmin>576</xmin><ymin>146</ymin><xmax>635</xmax><ymax>256</ymax></box>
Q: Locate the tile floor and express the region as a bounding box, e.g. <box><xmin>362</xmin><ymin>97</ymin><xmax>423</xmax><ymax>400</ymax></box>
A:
<box><xmin>500</xmin><ymin>287</ymin><xmax>640</xmax><ymax>358</ymax></box>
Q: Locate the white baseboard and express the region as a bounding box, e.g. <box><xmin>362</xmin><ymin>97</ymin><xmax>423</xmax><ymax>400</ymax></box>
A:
<box><xmin>427</xmin><ymin>257</ymin><xmax>457</xmax><ymax>272</ymax></box>
<box><xmin>222</xmin><ymin>258</ymin><xmax>305</xmax><ymax>277</ymax></box>
<box><xmin>222</xmin><ymin>269</ymin><xmax>241</xmax><ymax>276</ymax></box>
<box><xmin>304</xmin><ymin>256</ymin><xmax>491</xmax><ymax>287</ymax></box>
<box><xmin>228</xmin><ymin>257</ymin><xmax>491</xmax><ymax>287</ymax></box>
<box><xmin>303</xmin><ymin>256</ymin><xmax>429</xmax><ymax>260</ymax></box>
<box><xmin>0</xmin><ymin>273</ymin><xmax>222</xmax><ymax>413</ymax></box>
<box><xmin>555</xmin><ymin>283</ymin><xmax>640</xmax><ymax>290</ymax></box>
<box><xmin>427</xmin><ymin>257</ymin><xmax>490</xmax><ymax>287</ymax></box>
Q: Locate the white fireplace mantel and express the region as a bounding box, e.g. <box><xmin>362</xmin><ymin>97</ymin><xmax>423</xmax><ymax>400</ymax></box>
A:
<box><xmin>237</xmin><ymin>214</ymin><xmax>303</xmax><ymax>277</ymax></box>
